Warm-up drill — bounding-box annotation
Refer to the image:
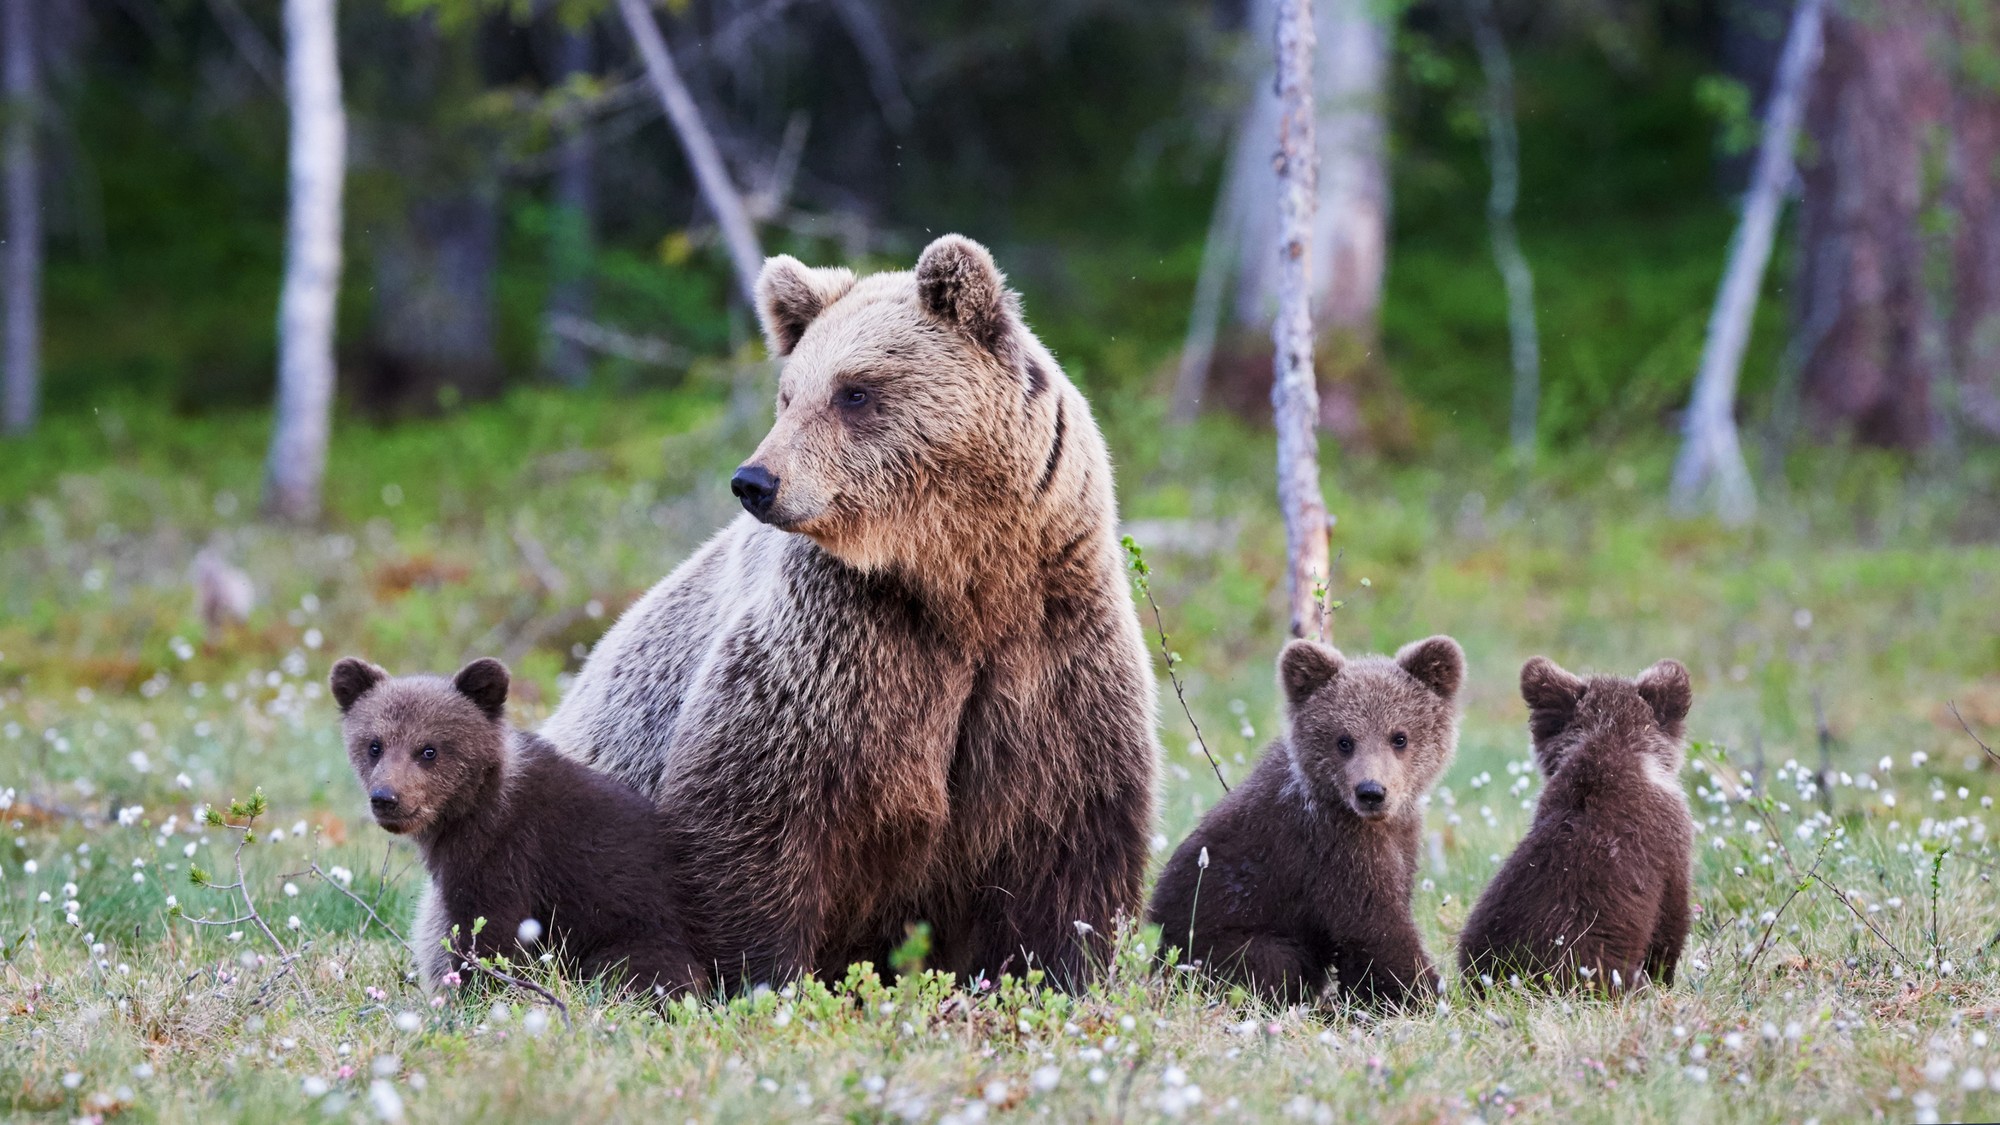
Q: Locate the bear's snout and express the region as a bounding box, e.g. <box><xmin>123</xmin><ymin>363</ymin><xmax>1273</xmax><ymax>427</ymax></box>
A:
<box><xmin>369</xmin><ymin>787</ymin><xmax>399</xmax><ymax>813</ymax></box>
<box><xmin>1353</xmin><ymin>779</ymin><xmax>1388</xmax><ymax>815</ymax></box>
<box><xmin>731</xmin><ymin>464</ymin><xmax>780</xmax><ymax>522</ymax></box>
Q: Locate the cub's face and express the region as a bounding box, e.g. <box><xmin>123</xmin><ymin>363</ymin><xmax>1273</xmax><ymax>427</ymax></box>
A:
<box><xmin>1279</xmin><ymin>636</ymin><xmax>1465</xmax><ymax>821</ymax></box>
<box><xmin>1518</xmin><ymin>656</ymin><xmax>1692</xmax><ymax>782</ymax></box>
<box><xmin>329</xmin><ymin>658</ymin><xmax>512</xmax><ymax>837</ymax></box>
<box><xmin>735</xmin><ymin>234</ymin><xmax>1046</xmax><ymax>571</ymax></box>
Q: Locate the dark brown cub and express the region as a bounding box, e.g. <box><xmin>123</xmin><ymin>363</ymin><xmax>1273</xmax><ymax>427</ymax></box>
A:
<box><xmin>331</xmin><ymin>656</ymin><xmax>699</xmax><ymax>997</ymax></box>
<box><xmin>1458</xmin><ymin>656</ymin><xmax>1696</xmax><ymax>994</ymax></box>
<box><xmin>1146</xmin><ymin>636</ymin><xmax>1464</xmax><ymax>1008</ymax></box>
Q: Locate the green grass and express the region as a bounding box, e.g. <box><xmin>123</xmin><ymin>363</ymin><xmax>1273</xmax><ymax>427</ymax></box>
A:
<box><xmin>2</xmin><ymin>388</ymin><xmax>1999</xmax><ymax>1122</ymax></box>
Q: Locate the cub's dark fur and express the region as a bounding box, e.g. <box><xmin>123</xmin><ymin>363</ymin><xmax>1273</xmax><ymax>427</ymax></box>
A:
<box><xmin>1458</xmin><ymin>657</ymin><xmax>1695</xmax><ymax>993</ymax></box>
<box><xmin>331</xmin><ymin>656</ymin><xmax>698</xmax><ymax>997</ymax></box>
<box><xmin>1147</xmin><ymin>636</ymin><xmax>1464</xmax><ymax>1007</ymax></box>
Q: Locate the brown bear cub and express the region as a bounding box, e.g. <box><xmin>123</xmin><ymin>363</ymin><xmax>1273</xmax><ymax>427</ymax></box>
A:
<box><xmin>1458</xmin><ymin>657</ymin><xmax>1695</xmax><ymax>994</ymax></box>
<box><xmin>331</xmin><ymin>656</ymin><xmax>699</xmax><ymax>998</ymax></box>
<box><xmin>1147</xmin><ymin>636</ymin><xmax>1464</xmax><ymax>1008</ymax></box>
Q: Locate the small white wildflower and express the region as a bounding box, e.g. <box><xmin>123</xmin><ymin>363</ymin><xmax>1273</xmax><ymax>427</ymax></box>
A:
<box><xmin>984</xmin><ymin>1080</ymin><xmax>1010</xmax><ymax>1105</ymax></box>
<box><xmin>1031</xmin><ymin>1065</ymin><xmax>1060</xmax><ymax>1093</ymax></box>
<box><xmin>523</xmin><ymin>1007</ymin><xmax>550</xmax><ymax>1037</ymax></box>
<box><xmin>287</xmin><ymin>915</ymin><xmax>302</xmax><ymax>931</ymax></box>
<box><xmin>175</xmin><ymin>772</ymin><xmax>192</xmax><ymax>790</ymax></box>
<box><xmin>284</xmin><ymin>882</ymin><xmax>299</xmax><ymax>897</ymax></box>
<box><xmin>1924</xmin><ymin>1056</ymin><xmax>1952</xmax><ymax>1082</ymax></box>
<box><xmin>394</xmin><ymin>1011</ymin><xmax>421</xmax><ymax>1033</ymax></box>
<box><xmin>516</xmin><ymin>918</ymin><xmax>543</xmax><ymax>944</ymax></box>
<box><xmin>1962</xmin><ymin>1068</ymin><xmax>1987</xmax><ymax>1091</ymax></box>
<box><xmin>368</xmin><ymin>1078</ymin><xmax>405</xmax><ymax>1121</ymax></box>
<box><xmin>302</xmin><ymin>1076</ymin><xmax>330</xmax><ymax>1098</ymax></box>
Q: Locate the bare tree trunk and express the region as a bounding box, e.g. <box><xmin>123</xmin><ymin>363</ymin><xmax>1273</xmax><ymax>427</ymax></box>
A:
<box><xmin>615</xmin><ymin>0</ymin><xmax>762</xmax><ymax>309</ymax></box>
<box><xmin>1169</xmin><ymin>119</ymin><xmax>1252</xmax><ymax>424</ymax></box>
<box><xmin>3</xmin><ymin>0</ymin><xmax>39</xmax><ymax>436</ymax></box>
<box><xmin>1272</xmin><ymin>0</ymin><xmax>1332</xmax><ymax>643</ymax></box>
<box><xmin>262</xmin><ymin>0</ymin><xmax>345</xmax><ymax>523</ymax></box>
<box><xmin>826</xmin><ymin>0</ymin><xmax>913</xmax><ymax>133</ymax></box>
<box><xmin>1464</xmin><ymin>0</ymin><xmax>1540</xmax><ymax>456</ymax></box>
<box><xmin>1793</xmin><ymin>0</ymin><xmax>1948</xmax><ymax>450</ymax></box>
<box><xmin>545</xmin><ymin>18</ymin><xmax>594</xmax><ymax>386</ymax></box>
<box><xmin>1947</xmin><ymin>75</ymin><xmax>2000</xmax><ymax>438</ymax></box>
<box><xmin>1671</xmin><ymin>0</ymin><xmax>1823</xmax><ymax>523</ymax></box>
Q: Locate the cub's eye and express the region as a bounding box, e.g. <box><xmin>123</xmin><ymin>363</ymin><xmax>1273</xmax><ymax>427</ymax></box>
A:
<box><xmin>420</xmin><ymin>745</ymin><xmax>437</xmax><ymax>761</ymax></box>
<box><xmin>1335</xmin><ymin>736</ymin><xmax>1355</xmax><ymax>755</ymax></box>
<box><xmin>836</xmin><ymin>387</ymin><xmax>870</xmax><ymax>410</ymax></box>
<box><xmin>368</xmin><ymin>739</ymin><xmax>382</xmax><ymax>759</ymax></box>
<box><xmin>1391</xmin><ymin>732</ymin><xmax>1408</xmax><ymax>750</ymax></box>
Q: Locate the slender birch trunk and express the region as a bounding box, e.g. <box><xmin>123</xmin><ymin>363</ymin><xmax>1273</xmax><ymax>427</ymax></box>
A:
<box><xmin>615</xmin><ymin>0</ymin><xmax>762</xmax><ymax>309</ymax></box>
<box><xmin>262</xmin><ymin>0</ymin><xmax>346</xmax><ymax>523</ymax></box>
<box><xmin>2</xmin><ymin>0</ymin><xmax>39</xmax><ymax>436</ymax></box>
<box><xmin>546</xmin><ymin>18</ymin><xmax>594</xmax><ymax>386</ymax></box>
<box><xmin>1272</xmin><ymin>0</ymin><xmax>1332</xmax><ymax>643</ymax></box>
<box><xmin>1464</xmin><ymin>0</ymin><xmax>1540</xmax><ymax>456</ymax></box>
<box><xmin>1670</xmin><ymin>0</ymin><xmax>1824</xmax><ymax>523</ymax></box>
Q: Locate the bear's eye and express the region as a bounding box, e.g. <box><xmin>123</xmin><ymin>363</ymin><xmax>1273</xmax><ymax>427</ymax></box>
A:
<box><xmin>368</xmin><ymin>739</ymin><xmax>382</xmax><ymax>759</ymax></box>
<box><xmin>420</xmin><ymin>745</ymin><xmax>437</xmax><ymax>761</ymax></box>
<box><xmin>1391</xmin><ymin>732</ymin><xmax>1408</xmax><ymax>750</ymax></box>
<box><xmin>1335</xmin><ymin>736</ymin><xmax>1355</xmax><ymax>755</ymax></box>
<box><xmin>836</xmin><ymin>387</ymin><xmax>869</xmax><ymax>410</ymax></box>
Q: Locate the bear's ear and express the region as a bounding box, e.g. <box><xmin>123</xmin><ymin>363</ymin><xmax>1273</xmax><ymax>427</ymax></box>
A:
<box><xmin>755</xmin><ymin>254</ymin><xmax>856</xmax><ymax>357</ymax></box>
<box><xmin>914</xmin><ymin>234</ymin><xmax>1021</xmax><ymax>363</ymax></box>
<box><xmin>1634</xmin><ymin>659</ymin><xmax>1692</xmax><ymax>738</ymax></box>
<box><xmin>452</xmin><ymin>658</ymin><xmax>511</xmax><ymax>722</ymax></box>
<box><xmin>330</xmin><ymin>658</ymin><xmax>387</xmax><ymax>714</ymax></box>
<box><xmin>1520</xmin><ymin>656</ymin><xmax>1586</xmax><ymax>742</ymax></box>
<box><xmin>1395</xmin><ymin>635</ymin><xmax>1465</xmax><ymax>701</ymax></box>
<box><xmin>1278</xmin><ymin>640</ymin><xmax>1345</xmax><ymax>710</ymax></box>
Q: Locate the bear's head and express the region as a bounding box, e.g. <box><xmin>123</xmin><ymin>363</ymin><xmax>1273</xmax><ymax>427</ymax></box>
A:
<box><xmin>1518</xmin><ymin>656</ymin><xmax>1692</xmax><ymax>782</ymax></box>
<box><xmin>1278</xmin><ymin>635</ymin><xmax>1465</xmax><ymax>821</ymax></box>
<box><xmin>735</xmin><ymin>234</ymin><xmax>1062</xmax><ymax>573</ymax></box>
<box><xmin>330</xmin><ymin>657</ymin><xmax>513</xmax><ymax>838</ymax></box>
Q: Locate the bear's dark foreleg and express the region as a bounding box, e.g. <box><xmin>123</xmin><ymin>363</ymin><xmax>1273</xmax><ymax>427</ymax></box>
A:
<box><xmin>1644</xmin><ymin>865</ymin><xmax>1691</xmax><ymax>987</ymax></box>
<box><xmin>1331</xmin><ymin>923</ymin><xmax>1438</xmax><ymax>1009</ymax></box>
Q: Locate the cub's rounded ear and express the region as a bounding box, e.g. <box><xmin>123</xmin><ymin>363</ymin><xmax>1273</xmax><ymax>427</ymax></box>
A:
<box><xmin>755</xmin><ymin>254</ymin><xmax>856</xmax><ymax>358</ymax></box>
<box><xmin>915</xmin><ymin>234</ymin><xmax>1021</xmax><ymax>364</ymax></box>
<box><xmin>452</xmin><ymin>658</ymin><xmax>511</xmax><ymax>722</ymax></box>
<box><xmin>1395</xmin><ymin>635</ymin><xmax>1466</xmax><ymax>701</ymax></box>
<box><xmin>1520</xmin><ymin>656</ymin><xmax>1586</xmax><ymax>742</ymax></box>
<box><xmin>1635</xmin><ymin>659</ymin><xmax>1693</xmax><ymax>738</ymax></box>
<box><xmin>1278</xmin><ymin>640</ymin><xmax>1345</xmax><ymax>710</ymax></box>
<box><xmin>329</xmin><ymin>658</ymin><xmax>387</xmax><ymax>713</ymax></box>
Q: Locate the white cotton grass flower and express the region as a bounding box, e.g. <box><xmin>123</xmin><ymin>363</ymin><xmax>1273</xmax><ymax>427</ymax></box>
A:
<box><xmin>523</xmin><ymin>1007</ymin><xmax>550</xmax><ymax>1037</ymax></box>
<box><xmin>368</xmin><ymin>1079</ymin><xmax>404</xmax><ymax>1121</ymax></box>
<box><xmin>302</xmin><ymin>1076</ymin><xmax>330</xmax><ymax>1098</ymax></box>
<box><xmin>284</xmin><ymin>882</ymin><xmax>299</xmax><ymax>897</ymax></box>
<box><xmin>1031</xmin><ymin>1065</ymin><xmax>1060</xmax><ymax>1093</ymax></box>
<box><xmin>394</xmin><ymin>1011</ymin><xmax>422</xmax><ymax>1032</ymax></box>
<box><xmin>516</xmin><ymin>918</ymin><xmax>543</xmax><ymax>944</ymax></box>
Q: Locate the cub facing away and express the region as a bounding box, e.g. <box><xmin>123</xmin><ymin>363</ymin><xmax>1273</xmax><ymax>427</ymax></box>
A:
<box><xmin>1458</xmin><ymin>657</ymin><xmax>1695</xmax><ymax>994</ymax></box>
<box><xmin>331</xmin><ymin>657</ymin><xmax>699</xmax><ymax>998</ymax></box>
<box><xmin>1147</xmin><ymin>636</ymin><xmax>1464</xmax><ymax>1007</ymax></box>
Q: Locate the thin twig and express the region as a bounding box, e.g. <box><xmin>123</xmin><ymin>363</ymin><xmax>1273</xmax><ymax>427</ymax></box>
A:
<box><xmin>459</xmin><ymin>950</ymin><xmax>573</xmax><ymax>1030</ymax></box>
<box><xmin>1121</xmin><ymin>537</ymin><xmax>1227</xmax><ymax>792</ymax></box>
<box><xmin>1741</xmin><ymin>836</ymin><xmax>1831</xmax><ymax>976</ymax></box>
<box><xmin>1811</xmin><ymin>873</ymin><xmax>1917</xmax><ymax>968</ymax></box>
<box><xmin>1949</xmin><ymin>702</ymin><xmax>1998</xmax><ymax>765</ymax></box>
<box><xmin>284</xmin><ymin>854</ymin><xmax>410</xmax><ymax>948</ymax></box>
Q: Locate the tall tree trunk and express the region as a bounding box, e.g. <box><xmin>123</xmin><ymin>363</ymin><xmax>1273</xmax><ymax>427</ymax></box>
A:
<box><xmin>1671</xmin><ymin>0</ymin><xmax>1823</xmax><ymax>523</ymax></box>
<box><xmin>1176</xmin><ymin>0</ymin><xmax>1388</xmax><ymax>430</ymax></box>
<box><xmin>1272</xmin><ymin>0</ymin><xmax>1332</xmax><ymax>643</ymax></box>
<box><xmin>2</xmin><ymin>0</ymin><xmax>39</xmax><ymax>436</ymax></box>
<box><xmin>1793</xmin><ymin>0</ymin><xmax>1950</xmax><ymax>450</ymax></box>
<box><xmin>1464</xmin><ymin>0</ymin><xmax>1540</xmax><ymax>456</ymax></box>
<box><xmin>364</xmin><ymin>191</ymin><xmax>501</xmax><ymax>413</ymax></box>
<box><xmin>615</xmin><ymin>0</ymin><xmax>762</xmax><ymax>309</ymax></box>
<box><xmin>262</xmin><ymin>0</ymin><xmax>346</xmax><ymax>523</ymax></box>
<box><xmin>1946</xmin><ymin>67</ymin><xmax>2000</xmax><ymax>438</ymax></box>
<box><xmin>545</xmin><ymin>19</ymin><xmax>595</xmax><ymax>386</ymax></box>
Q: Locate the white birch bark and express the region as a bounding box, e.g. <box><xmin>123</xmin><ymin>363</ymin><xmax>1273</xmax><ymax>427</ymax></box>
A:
<box><xmin>3</xmin><ymin>0</ymin><xmax>39</xmax><ymax>436</ymax></box>
<box><xmin>1671</xmin><ymin>0</ymin><xmax>1825</xmax><ymax>524</ymax></box>
<box><xmin>615</xmin><ymin>0</ymin><xmax>763</xmax><ymax>309</ymax></box>
<box><xmin>1272</xmin><ymin>0</ymin><xmax>1333</xmax><ymax>643</ymax></box>
<box><xmin>1465</xmin><ymin>0</ymin><xmax>1540</xmax><ymax>455</ymax></box>
<box><xmin>262</xmin><ymin>0</ymin><xmax>346</xmax><ymax>523</ymax></box>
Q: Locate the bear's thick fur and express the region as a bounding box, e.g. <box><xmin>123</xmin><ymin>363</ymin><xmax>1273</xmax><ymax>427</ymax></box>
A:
<box><xmin>1147</xmin><ymin>636</ymin><xmax>1464</xmax><ymax>1007</ymax></box>
<box><xmin>540</xmin><ymin>235</ymin><xmax>1159</xmax><ymax>989</ymax></box>
<box><xmin>1457</xmin><ymin>657</ymin><xmax>1695</xmax><ymax>993</ymax></box>
<box><xmin>332</xmin><ymin>657</ymin><xmax>700</xmax><ymax>997</ymax></box>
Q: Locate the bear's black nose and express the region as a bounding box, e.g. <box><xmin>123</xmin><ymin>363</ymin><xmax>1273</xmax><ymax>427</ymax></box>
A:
<box><xmin>1354</xmin><ymin>781</ymin><xmax>1386</xmax><ymax>810</ymax></box>
<box><xmin>369</xmin><ymin>787</ymin><xmax>399</xmax><ymax>811</ymax></box>
<box><xmin>730</xmin><ymin>464</ymin><xmax>779</xmax><ymax>521</ymax></box>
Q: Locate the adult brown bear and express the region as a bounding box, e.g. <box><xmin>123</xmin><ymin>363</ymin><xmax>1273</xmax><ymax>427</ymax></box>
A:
<box><xmin>540</xmin><ymin>235</ymin><xmax>1159</xmax><ymax>990</ymax></box>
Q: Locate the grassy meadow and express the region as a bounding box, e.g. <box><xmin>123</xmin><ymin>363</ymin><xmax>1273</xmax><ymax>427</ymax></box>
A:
<box><xmin>0</xmin><ymin>384</ymin><xmax>1997</xmax><ymax>1123</ymax></box>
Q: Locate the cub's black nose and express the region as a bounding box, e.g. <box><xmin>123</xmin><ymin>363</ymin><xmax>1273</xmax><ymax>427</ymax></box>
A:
<box><xmin>369</xmin><ymin>787</ymin><xmax>398</xmax><ymax>811</ymax></box>
<box><xmin>1354</xmin><ymin>781</ymin><xmax>1386</xmax><ymax>810</ymax></box>
<box><xmin>730</xmin><ymin>464</ymin><xmax>779</xmax><ymax>521</ymax></box>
